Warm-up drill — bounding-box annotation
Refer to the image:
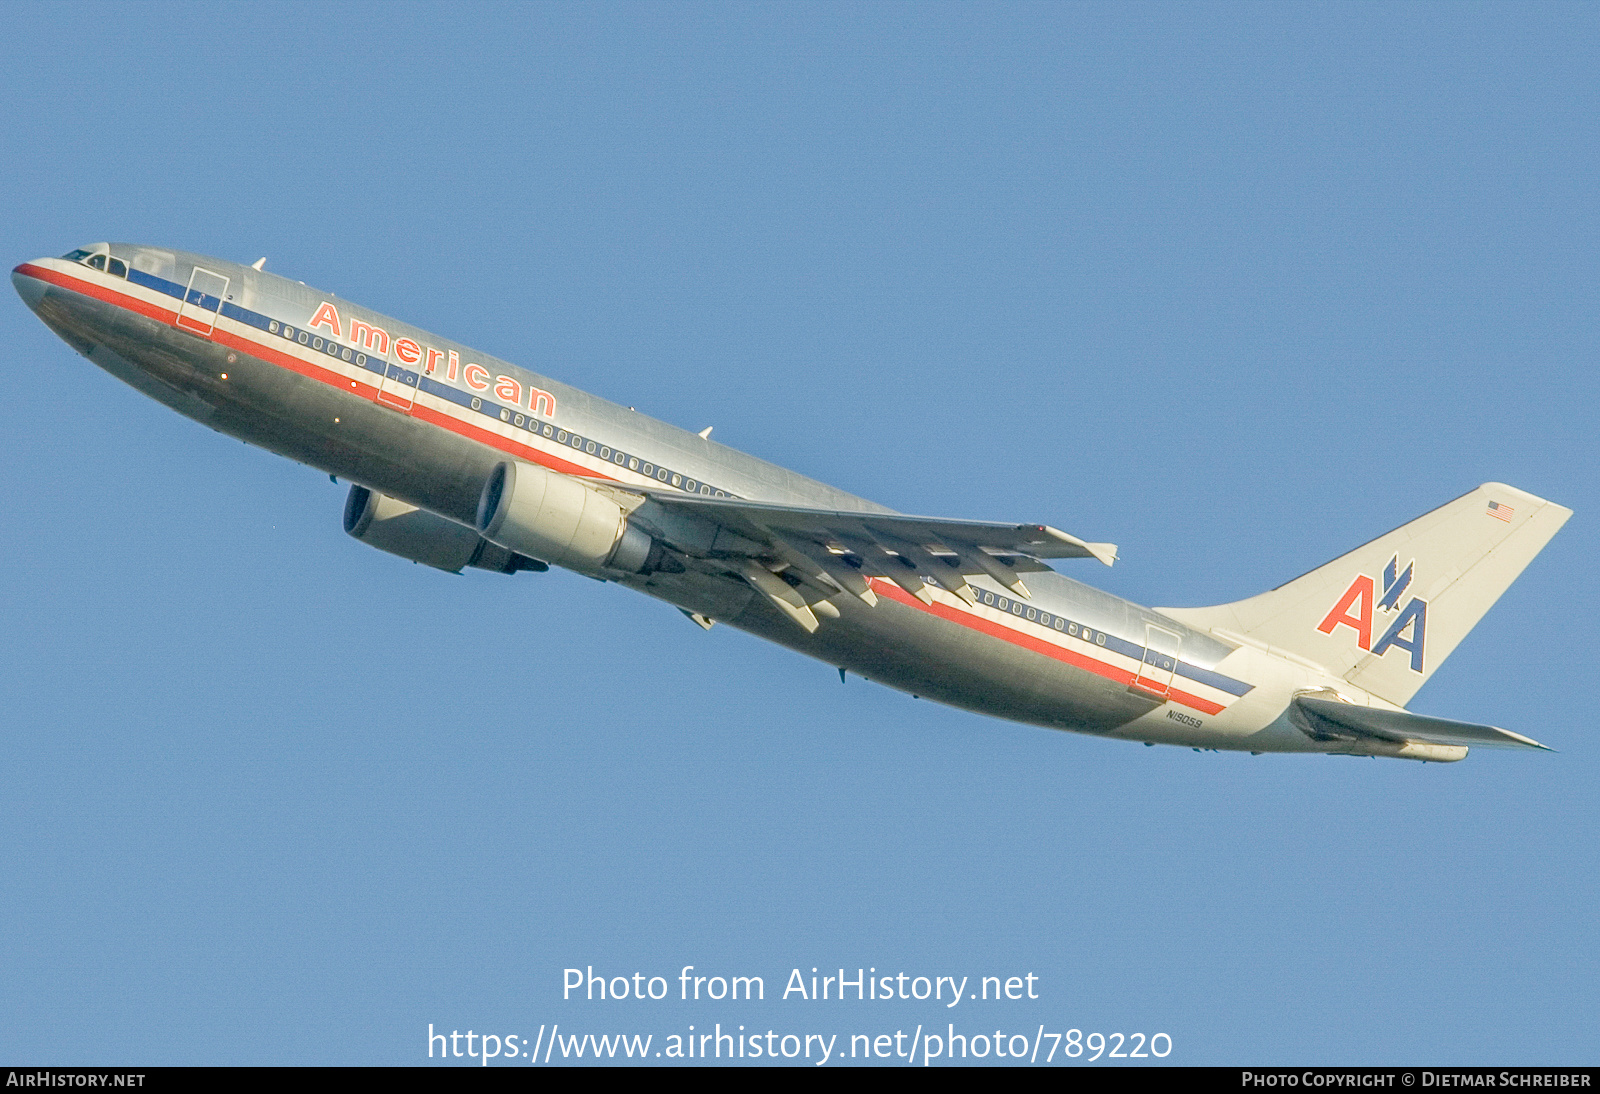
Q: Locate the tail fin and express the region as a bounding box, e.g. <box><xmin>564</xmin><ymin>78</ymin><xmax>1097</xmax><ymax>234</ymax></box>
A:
<box><xmin>1157</xmin><ymin>483</ymin><xmax>1571</xmax><ymax>706</ymax></box>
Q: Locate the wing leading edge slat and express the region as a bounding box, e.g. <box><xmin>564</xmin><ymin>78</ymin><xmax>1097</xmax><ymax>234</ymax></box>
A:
<box><xmin>620</xmin><ymin>488</ymin><xmax>1118</xmax><ymax>564</ymax></box>
<box><xmin>604</xmin><ymin>481</ymin><xmax>1116</xmax><ymax>632</ymax></box>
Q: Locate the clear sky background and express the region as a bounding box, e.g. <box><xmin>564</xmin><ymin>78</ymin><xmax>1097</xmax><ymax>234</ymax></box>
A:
<box><xmin>1</xmin><ymin>0</ymin><xmax>1595</xmax><ymax>1066</ymax></box>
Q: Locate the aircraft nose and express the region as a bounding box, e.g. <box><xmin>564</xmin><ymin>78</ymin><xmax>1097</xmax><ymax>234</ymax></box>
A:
<box><xmin>12</xmin><ymin>264</ymin><xmax>48</xmax><ymax>311</ymax></box>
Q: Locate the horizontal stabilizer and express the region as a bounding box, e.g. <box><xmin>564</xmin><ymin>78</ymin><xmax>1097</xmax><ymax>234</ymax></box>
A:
<box><xmin>1292</xmin><ymin>696</ymin><xmax>1550</xmax><ymax>751</ymax></box>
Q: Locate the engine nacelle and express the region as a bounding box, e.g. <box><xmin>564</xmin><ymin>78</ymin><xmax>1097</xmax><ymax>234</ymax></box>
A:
<box><xmin>476</xmin><ymin>460</ymin><xmax>658</xmax><ymax>575</ymax></box>
<box><xmin>344</xmin><ymin>485</ymin><xmax>546</xmax><ymax>575</ymax></box>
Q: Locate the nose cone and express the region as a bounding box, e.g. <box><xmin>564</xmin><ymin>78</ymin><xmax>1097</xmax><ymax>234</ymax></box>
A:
<box><xmin>12</xmin><ymin>263</ymin><xmax>48</xmax><ymax>312</ymax></box>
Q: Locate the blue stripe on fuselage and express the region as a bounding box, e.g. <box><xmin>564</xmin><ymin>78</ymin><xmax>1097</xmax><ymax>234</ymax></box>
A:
<box><xmin>1099</xmin><ymin>631</ymin><xmax>1253</xmax><ymax>697</ymax></box>
<box><xmin>102</xmin><ymin>262</ymin><xmax>1257</xmax><ymax>702</ymax></box>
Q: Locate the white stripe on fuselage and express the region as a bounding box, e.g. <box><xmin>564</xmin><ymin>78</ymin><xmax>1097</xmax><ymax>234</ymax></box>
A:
<box><xmin>37</xmin><ymin>255</ymin><xmax>1282</xmax><ymax>734</ymax></box>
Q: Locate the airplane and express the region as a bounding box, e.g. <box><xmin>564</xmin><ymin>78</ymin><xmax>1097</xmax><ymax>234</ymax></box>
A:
<box><xmin>12</xmin><ymin>243</ymin><xmax>1572</xmax><ymax>762</ymax></box>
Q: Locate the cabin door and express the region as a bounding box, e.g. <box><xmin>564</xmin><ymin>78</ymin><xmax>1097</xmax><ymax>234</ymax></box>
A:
<box><xmin>377</xmin><ymin>353</ymin><xmax>420</xmax><ymax>412</ymax></box>
<box><xmin>176</xmin><ymin>267</ymin><xmax>229</xmax><ymax>337</ymax></box>
<box><xmin>1133</xmin><ymin>624</ymin><xmax>1182</xmax><ymax>700</ymax></box>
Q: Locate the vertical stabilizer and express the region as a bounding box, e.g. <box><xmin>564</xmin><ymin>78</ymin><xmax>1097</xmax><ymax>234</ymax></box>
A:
<box><xmin>1157</xmin><ymin>484</ymin><xmax>1571</xmax><ymax>706</ymax></box>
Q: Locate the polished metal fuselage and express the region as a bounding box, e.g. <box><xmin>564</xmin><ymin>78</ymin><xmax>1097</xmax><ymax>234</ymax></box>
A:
<box><xmin>15</xmin><ymin>244</ymin><xmax>1332</xmax><ymax>753</ymax></box>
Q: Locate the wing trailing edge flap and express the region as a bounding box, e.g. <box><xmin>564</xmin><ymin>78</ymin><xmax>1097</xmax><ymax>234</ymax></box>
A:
<box><xmin>612</xmin><ymin>485</ymin><xmax>1117</xmax><ymax>633</ymax></box>
<box><xmin>1291</xmin><ymin>696</ymin><xmax>1551</xmax><ymax>751</ymax></box>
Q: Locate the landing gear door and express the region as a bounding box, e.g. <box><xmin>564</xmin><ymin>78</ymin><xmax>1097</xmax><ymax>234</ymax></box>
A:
<box><xmin>176</xmin><ymin>266</ymin><xmax>229</xmax><ymax>337</ymax></box>
<box><xmin>1133</xmin><ymin>623</ymin><xmax>1182</xmax><ymax>700</ymax></box>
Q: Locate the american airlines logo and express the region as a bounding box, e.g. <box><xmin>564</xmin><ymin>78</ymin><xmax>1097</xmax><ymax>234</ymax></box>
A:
<box><xmin>1316</xmin><ymin>555</ymin><xmax>1427</xmax><ymax>673</ymax></box>
<box><xmin>305</xmin><ymin>301</ymin><xmax>557</xmax><ymax>417</ymax></box>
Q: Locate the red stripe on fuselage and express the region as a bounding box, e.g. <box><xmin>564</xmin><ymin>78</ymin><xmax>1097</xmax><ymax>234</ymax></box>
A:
<box><xmin>24</xmin><ymin>261</ymin><xmax>1231</xmax><ymax>717</ymax></box>
<box><xmin>866</xmin><ymin>578</ymin><xmax>1227</xmax><ymax>717</ymax></box>
<box><xmin>1165</xmin><ymin>688</ymin><xmax>1224</xmax><ymax>716</ymax></box>
<box><xmin>19</xmin><ymin>262</ymin><xmax>178</xmax><ymax>326</ymax></box>
<box><xmin>17</xmin><ymin>263</ymin><xmax>607</xmax><ymax>482</ymax></box>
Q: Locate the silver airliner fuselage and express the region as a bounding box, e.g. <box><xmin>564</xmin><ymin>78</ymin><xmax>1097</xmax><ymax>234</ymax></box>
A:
<box><xmin>13</xmin><ymin>243</ymin><xmax>1570</xmax><ymax>761</ymax></box>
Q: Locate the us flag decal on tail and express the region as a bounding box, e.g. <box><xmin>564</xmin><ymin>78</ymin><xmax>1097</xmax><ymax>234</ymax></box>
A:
<box><xmin>1487</xmin><ymin>500</ymin><xmax>1515</xmax><ymax>522</ymax></box>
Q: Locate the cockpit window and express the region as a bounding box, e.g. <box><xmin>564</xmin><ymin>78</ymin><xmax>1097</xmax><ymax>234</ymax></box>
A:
<box><xmin>65</xmin><ymin>251</ymin><xmax>126</xmax><ymax>277</ymax></box>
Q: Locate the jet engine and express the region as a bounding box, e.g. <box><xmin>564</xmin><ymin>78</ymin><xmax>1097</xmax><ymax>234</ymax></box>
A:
<box><xmin>476</xmin><ymin>460</ymin><xmax>668</xmax><ymax>575</ymax></box>
<box><xmin>343</xmin><ymin>485</ymin><xmax>546</xmax><ymax>575</ymax></box>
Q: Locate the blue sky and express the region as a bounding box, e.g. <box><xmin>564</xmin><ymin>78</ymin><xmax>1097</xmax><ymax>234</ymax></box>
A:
<box><xmin>1</xmin><ymin>1</ymin><xmax>1595</xmax><ymax>1066</ymax></box>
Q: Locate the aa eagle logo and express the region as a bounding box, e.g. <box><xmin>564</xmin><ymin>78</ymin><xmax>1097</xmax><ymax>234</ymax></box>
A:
<box><xmin>1317</xmin><ymin>555</ymin><xmax>1428</xmax><ymax>673</ymax></box>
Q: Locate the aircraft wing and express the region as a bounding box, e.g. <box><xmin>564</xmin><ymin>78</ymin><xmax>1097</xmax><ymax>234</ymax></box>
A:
<box><xmin>604</xmin><ymin>482</ymin><xmax>1116</xmax><ymax>633</ymax></box>
<box><xmin>1292</xmin><ymin>696</ymin><xmax>1551</xmax><ymax>751</ymax></box>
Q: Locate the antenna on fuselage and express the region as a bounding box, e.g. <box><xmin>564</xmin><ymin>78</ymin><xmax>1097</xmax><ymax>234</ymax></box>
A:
<box><xmin>250</xmin><ymin>257</ymin><xmax>267</xmax><ymax>271</ymax></box>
